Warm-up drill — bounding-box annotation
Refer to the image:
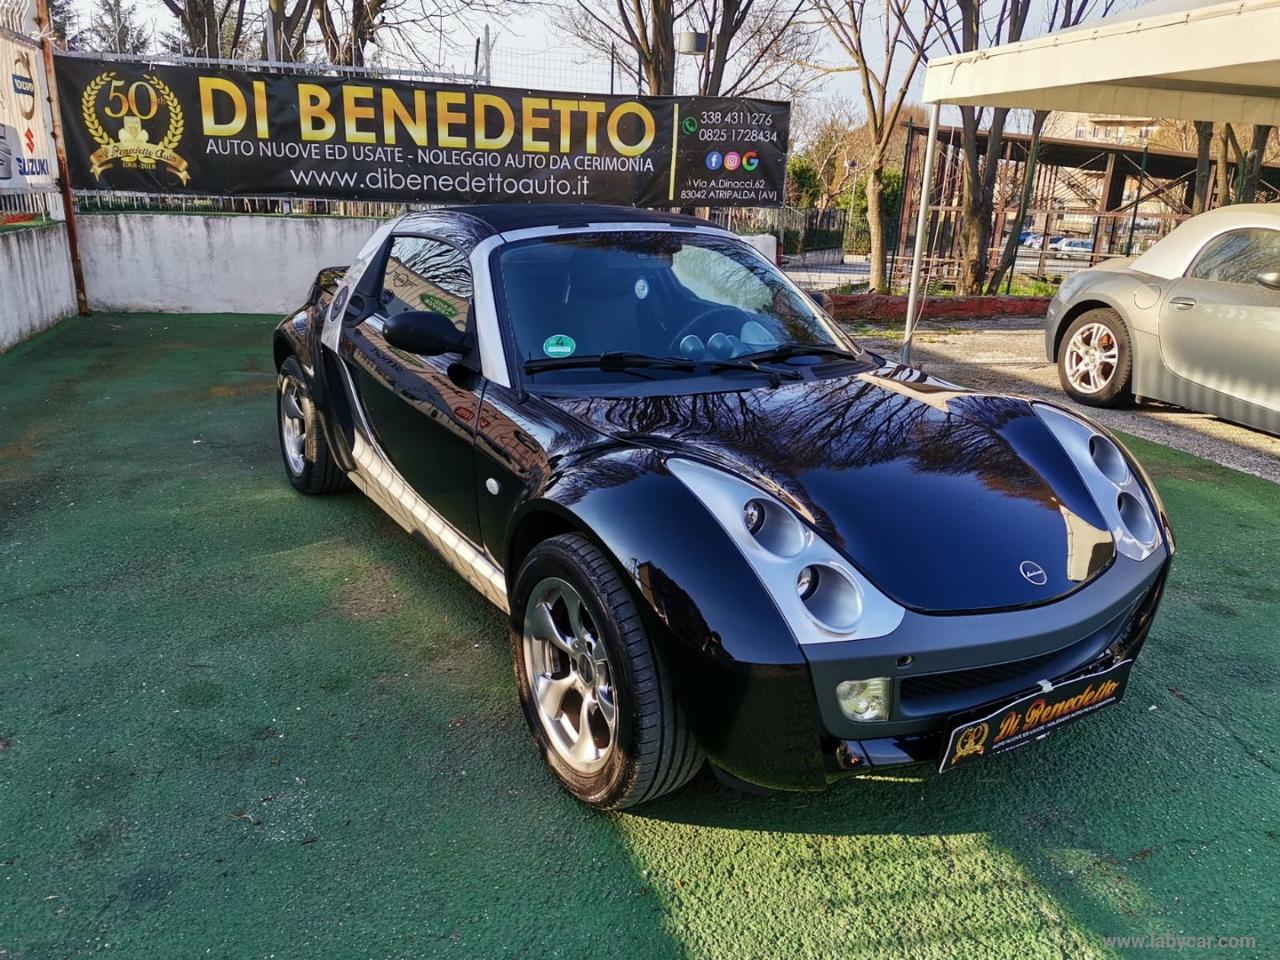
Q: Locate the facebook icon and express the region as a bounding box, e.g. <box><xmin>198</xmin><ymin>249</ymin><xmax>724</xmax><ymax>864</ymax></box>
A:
<box><xmin>704</xmin><ymin>151</ymin><xmax>723</xmax><ymax>171</ymax></box>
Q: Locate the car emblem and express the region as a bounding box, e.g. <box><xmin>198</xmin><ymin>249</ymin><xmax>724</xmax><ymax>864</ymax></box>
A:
<box><xmin>1019</xmin><ymin>560</ymin><xmax>1048</xmax><ymax>586</ymax></box>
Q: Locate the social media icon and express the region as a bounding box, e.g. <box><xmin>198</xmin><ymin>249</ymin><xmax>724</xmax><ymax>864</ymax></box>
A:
<box><xmin>742</xmin><ymin>150</ymin><xmax>759</xmax><ymax>172</ymax></box>
<box><xmin>681</xmin><ymin>116</ymin><xmax>698</xmax><ymax>134</ymax></box>
<box><xmin>705</xmin><ymin>151</ymin><xmax>723</xmax><ymax>171</ymax></box>
<box><xmin>724</xmin><ymin>151</ymin><xmax>741</xmax><ymax>171</ymax></box>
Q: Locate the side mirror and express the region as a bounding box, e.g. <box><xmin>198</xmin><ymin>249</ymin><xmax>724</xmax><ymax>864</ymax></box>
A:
<box><xmin>810</xmin><ymin>291</ymin><xmax>834</xmax><ymax>314</ymax></box>
<box><xmin>382</xmin><ymin>310</ymin><xmax>469</xmax><ymax>356</ymax></box>
<box><xmin>1255</xmin><ymin>270</ymin><xmax>1280</xmax><ymax>290</ymax></box>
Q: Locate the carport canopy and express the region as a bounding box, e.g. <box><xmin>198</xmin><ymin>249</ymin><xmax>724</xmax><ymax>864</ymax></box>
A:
<box><xmin>901</xmin><ymin>0</ymin><xmax>1280</xmax><ymax>360</ymax></box>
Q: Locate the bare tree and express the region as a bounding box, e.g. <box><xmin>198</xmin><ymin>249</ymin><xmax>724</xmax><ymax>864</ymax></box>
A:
<box><xmin>929</xmin><ymin>0</ymin><xmax>1120</xmax><ymax>294</ymax></box>
<box><xmin>811</xmin><ymin>0</ymin><xmax>937</xmax><ymax>291</ymax></box>
<box><xmin>1191</xmin><ymin>120</ymin><xmax>1214</xmax><ymax>213</ymax></box>
<box><xmin>796</xmin><ymin>100</ymin><xmax>866</xmax><ymax>209</ymax></box>
<box><xmin>565</xmin><ymin>0</ymin><xmax>814</xmax><ymax>96</ymax></box>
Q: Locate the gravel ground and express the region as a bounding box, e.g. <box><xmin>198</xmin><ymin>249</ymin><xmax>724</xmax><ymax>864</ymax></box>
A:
<box><xmin>855</xmin><ymin>317</ymin><xmax>1280</xmax><ymax>485</ymax></box>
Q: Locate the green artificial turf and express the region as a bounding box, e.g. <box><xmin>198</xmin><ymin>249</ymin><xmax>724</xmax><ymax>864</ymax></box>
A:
<box><xmin>1</xmin><ymin>314</ymin><xmax>1276</xmax><ymax>959</ymax></box>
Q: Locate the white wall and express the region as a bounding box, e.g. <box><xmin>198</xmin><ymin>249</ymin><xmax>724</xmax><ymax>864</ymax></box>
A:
<box><xmin>0</xmin><ymin>223</ymin><xmax>77</xmax><ymax>352</ymax></box>
<box><xmin>73</xmin><ymin>213</ymin><xmax>782</xmax><ymax>317</ymax></box>
<box><xmin>740</xmin><ymin>233</ymin><xmax>778</xmax><ymax>264</ymax></box>
<box><xmin>78</xmin><ymin>214</ymin><xmax>387</xmax><ymax>315</ymax></box>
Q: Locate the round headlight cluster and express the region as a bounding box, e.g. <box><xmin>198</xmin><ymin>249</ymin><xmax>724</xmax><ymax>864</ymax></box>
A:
<box><xmin>1033</xmin><ymin>403</ymin><xmax>1162</xmax><ymax>561</ymax></box>
<box><xmin>796</xmin><ymin>564</ymin><xmax>864</xmax><ymax>632</ymax></box>
<box><xmin>1118</xmin><ymin>490</ymin><xmax>1157</xmax><ymax>546</ymax></box>
<box><xmin>665</xmin><ymin>457</ymin><xmax>907</xmax><ymax>644</ymax></box>
<box><xmin>1088</xmin><ymin>434</ymin><xmax>1131</xmax><ymax>485</ymax></box>
<box><xmin>740</xmin><ymin>496</ymin><xmax>808</xmax><ymax>557</ymax></box>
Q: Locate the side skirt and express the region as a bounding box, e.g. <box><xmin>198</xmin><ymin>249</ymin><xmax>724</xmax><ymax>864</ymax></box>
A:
<box><xmin>349</xmin><ymin>433</ymin><xmax>510</xmax><ymax>613</ymax></box>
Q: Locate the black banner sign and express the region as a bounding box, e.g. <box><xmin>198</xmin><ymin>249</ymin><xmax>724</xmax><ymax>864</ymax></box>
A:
<box><xmin>53</xmin><ymin>55</ymin><xmax>789</xmax><ymax>207</ymax></box>
<box><xmin>939</xmin><ymin>659</ymin><xmax>1134</xmax><ymax>773</ymax></box>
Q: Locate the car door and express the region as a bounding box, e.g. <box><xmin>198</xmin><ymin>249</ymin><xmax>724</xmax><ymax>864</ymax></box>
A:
<box><xmin>341</xmin><ymin>233</ymin><xmax>484</xmax><ymax>543</ymax></box>
<box><xmin>1158</xmin><ymin>227</ymin><xmax>1280</xmax><ymax>412</ymax></box>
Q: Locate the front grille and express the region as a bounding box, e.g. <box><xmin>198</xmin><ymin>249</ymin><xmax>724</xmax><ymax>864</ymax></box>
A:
<box><xmin>898</xmin><ymin>601</ymin><xmax>1140</xmax><ymax>708</ymax></box>
<box><xmin>901</xmin><ymin>648</ymin><xmax>1063</xmax><ymax>699</ymax></box>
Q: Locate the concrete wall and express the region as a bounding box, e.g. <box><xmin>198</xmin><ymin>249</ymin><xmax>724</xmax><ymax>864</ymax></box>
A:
<box><xmin>78</xmin><ymin>214</ymin><xmax>386</xmax><ymax>315</ymax></box>
<box><xmin>0</xmin><ymin>223</ymin><xmax>77</xmax><ymax>352</ymax></box>
<box><xmin>72</xmin><ymin>213</ymin><xmax>782</xmax><ymax>317</ymax></box>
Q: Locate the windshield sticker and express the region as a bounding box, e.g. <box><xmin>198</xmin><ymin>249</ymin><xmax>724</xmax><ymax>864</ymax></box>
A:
<box><xmin>543</xmin><ymin>334</ymin><xmax>576</xmax><ymax>358</ymax></box>
<box><xmin>418</xmin><ymin>292</ymin><xmax>458</xmax><ymax>318</ymax></box>
<box><xmin>634</xmin><ymin>276</ymin><xmax>650</xmax><ymax>300</ymax></box>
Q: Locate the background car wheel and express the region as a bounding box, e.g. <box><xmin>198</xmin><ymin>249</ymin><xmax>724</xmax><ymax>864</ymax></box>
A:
<box><xmin>1058</xmin><ymin>308</ymin><xmax>1133</xmax><ymax>407</ymax></box>
<box><xmin>277</xmin><ymin>355</ymin><xmax>351</xmax><ymax>494</ymax></box>
<box><xmin>510</xmin><ymin>533</ymin><xmax>704</xmax><ymax>809</ymax></box>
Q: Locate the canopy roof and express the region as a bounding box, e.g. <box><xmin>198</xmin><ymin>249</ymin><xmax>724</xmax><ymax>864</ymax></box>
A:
<box><xmin>922</xmin><ymin>0</ymin><xmax>1280</xmax><ymax>126</ymax></box>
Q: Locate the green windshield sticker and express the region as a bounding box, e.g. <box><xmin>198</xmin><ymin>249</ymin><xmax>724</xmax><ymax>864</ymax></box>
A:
<box><xmin>418</xmin><ymin>293</ymin><xmax>458</xmax><ymax>318</ymax></box>
<box><xmin>543</xmin><ymin>334</ymin><xmax>576</xmax><ymax>358</ymax></box>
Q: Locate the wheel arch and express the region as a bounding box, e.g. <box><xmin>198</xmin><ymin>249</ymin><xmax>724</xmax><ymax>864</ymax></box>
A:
<box><xmin>502</xmin><ymin>454</ymin><xmax>828</xmax><ymax>790</ymax></box>
<box><xmin>1051</xmin><ymin>298</ymin><xmax>1130</xmax><ymax>361</ymax></box>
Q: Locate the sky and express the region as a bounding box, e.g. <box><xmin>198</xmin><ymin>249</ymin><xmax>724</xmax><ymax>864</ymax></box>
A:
<box><xmin>62</xmin><ymin>0</ymin><xmax>1153</xmax><ymax>125</ymax></box>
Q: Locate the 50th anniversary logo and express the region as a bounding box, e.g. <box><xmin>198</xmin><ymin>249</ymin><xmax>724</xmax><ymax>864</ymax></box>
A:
<box><xmin>55</xmin><ymin>56</ymin><xmax>789</xmax><ymax>206</ymax></box>
<box><xmin>80</xmin><ymin>72</ymin><xmax>189</xmax><ymax>183</ymax></box>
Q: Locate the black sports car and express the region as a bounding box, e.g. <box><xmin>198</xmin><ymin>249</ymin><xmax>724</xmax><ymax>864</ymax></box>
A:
<box><xmin>273</xmin><ymin>204</ymin><xmax>1173</xmax><ymax>809</ymax></box>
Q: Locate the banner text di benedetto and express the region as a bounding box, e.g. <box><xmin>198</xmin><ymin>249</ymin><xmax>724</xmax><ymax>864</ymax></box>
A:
<box><xmin>53</xmin><ymin>56</ymin><xmax>790</xmax><ymax>206</ymax></box>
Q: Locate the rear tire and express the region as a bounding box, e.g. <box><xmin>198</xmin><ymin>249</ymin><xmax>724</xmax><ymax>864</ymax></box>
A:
<box><xmin>277</xmin><ymin>354</ymin><xmax>351</xmax><ymax>494</ymax></box>
<box><xmin>510</xmin><ymin>534</ymin><xmax>703</xmax><ymax>809</ymax></box>
<box><xmin>1057</xmin><ymin>308</ymin><xmax>1133</xmax><ymax>407</ymax></box>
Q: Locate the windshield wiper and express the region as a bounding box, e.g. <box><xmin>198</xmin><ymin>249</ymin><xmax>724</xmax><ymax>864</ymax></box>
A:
<box><xmin>524</xmin><ymin>351</ymin><xmax>800</xmax><ymax>382</ymax></box>
<box><xmin>524</xmin><ymin>352</ymin><xmax>696</xmax><ymax>376</ymax></box>
<box><xmin>740</xmin><ymin>343</ymin><xmax>863</xmax><ymax>365</ymax></box>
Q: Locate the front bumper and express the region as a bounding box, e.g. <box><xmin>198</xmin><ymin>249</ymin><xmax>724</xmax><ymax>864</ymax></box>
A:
<box><xmin>804</xmin><ymin>548</ymin><xmax>1170</xmax><ymax>776</ymax></box>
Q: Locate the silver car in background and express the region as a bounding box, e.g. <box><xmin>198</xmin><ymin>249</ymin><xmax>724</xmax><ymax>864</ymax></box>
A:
<box><xmin>1045</xmin><ymin>204</ymin><xmax>1280</xmax><ymax>435</ymax></box>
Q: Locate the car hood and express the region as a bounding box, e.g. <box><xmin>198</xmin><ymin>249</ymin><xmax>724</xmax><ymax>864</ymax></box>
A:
<box><xmin>545</xmin><ymin>363</ymin><xmax>1116</xmax><ymax>613</ymax></box>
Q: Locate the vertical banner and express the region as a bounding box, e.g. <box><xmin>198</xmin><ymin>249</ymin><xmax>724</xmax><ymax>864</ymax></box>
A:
<box><xmin>0</xmin><ymin>30</ymin><xmax>55</xmax><ymax>191</ymax></box>
<box><xmin>53</xmin><ymin>55</ymin><xmax>790</xmax><ymax>206</ymax></box>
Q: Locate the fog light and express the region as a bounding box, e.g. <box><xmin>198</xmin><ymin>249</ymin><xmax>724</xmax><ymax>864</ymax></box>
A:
<box><xmin>836</xmin><ymin>677</ymin><xmax>892</xmax><ymax>722</ymax></box>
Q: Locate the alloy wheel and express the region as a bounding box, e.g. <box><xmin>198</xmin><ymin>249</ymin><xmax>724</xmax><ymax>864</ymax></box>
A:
<box><xmin>522</xmin><ymin>577</ymin><xmax>618</xmax><ymax>774</ymax></box>
<box><xmin>1063</xmin><ymin>322</ymin><xmax>1119</xmax><ymax>395</ymax></box>
<box><xmin>280</xmin><ymin>377</ymin><xmax>307</xmax><ymax>476</ymax></box>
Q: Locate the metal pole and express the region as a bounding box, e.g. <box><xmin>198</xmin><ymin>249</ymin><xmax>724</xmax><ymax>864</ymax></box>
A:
<box><xmin>264</xmin><ymin>2</ymin><xmax>278</xmax><ymax>62</ymax></box>
<box><xmin>1125</xmin><ymin>144</ymin><xmax>1149</xmax><ymax>256</ymax></box>
<box><xmin>1005</xmin><ymin>135</ymin><xmax>1039</xmax><ymax>295</ymax></box>
<box><xmin>901</xmin><ymin>102</ymin><xmax>940</xmax><ymax>365</ymax></box>
<box><xmin>887</xmin><ymin>118</ymin><xmax>914</xmax><ymax>290</ymax></box>
<box><xmin>483</xmin><ymin>24</ymin><xmax>491</xmax><ymax>84</ymax></box>
<box><xmin>35</xmin><ymin>0</ymin><xmax>88</xmax><ymax>315</ymax></box>
<box><xmin>610</xmin><ymin>42</ymin><xmax>616</xmax><ymax>96</ymax></box>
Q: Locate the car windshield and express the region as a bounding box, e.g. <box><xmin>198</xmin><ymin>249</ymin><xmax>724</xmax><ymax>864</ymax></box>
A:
<box><xmin>494</xmin><ymin>230</ymin><xmax>849</xmax><ymax>386</ymax></box>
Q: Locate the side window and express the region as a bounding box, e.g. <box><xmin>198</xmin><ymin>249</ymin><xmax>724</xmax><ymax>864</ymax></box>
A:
<box><xmin>379</xmin><ymin>236</ymin><xmax>473</xmax><ymax>331</ymax></box>
<box><xmin>1187</xmin><ymin>228</ymin><xmax>1280</xmax><ymax>284</ymax></box>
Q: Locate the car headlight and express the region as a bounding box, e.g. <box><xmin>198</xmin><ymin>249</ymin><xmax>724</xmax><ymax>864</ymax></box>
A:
<box><xmin>666</xmin><ymin>457</ymin><xmax>905</xmax><ymax>643</ymax></box>
<box><xmin>1032</xmin><ymin>403</ymin><xmax>1163</xmax><ymax>561</ymax></box>
<box><xmin>836</xmin><ymin>678</ymin><xmax>892</xmax><ymax>721</ymax></box>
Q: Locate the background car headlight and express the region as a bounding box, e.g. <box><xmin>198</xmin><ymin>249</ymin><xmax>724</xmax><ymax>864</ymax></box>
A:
<box><xmin>1033</xmin><ymin>403</ymin><xmax>1162</xmax><ymax>561</ymax></box>
<box><xmin>836</xmin><ymin>678</ymin><xmax>891</xmax><ymax>721</ymax></box>
<box><xmin>666</xmin><ymin>457</ymin><xmax>905</xmax><ymax>644</ymax></box>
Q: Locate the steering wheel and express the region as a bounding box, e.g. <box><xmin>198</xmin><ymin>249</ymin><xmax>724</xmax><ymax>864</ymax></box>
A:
<box><xmin>668</xmin><ymin>306</ymin><xmax>749</xmax><ymax>354</ymax></box>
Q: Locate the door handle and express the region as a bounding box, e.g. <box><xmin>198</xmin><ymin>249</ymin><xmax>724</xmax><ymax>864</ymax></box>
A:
<box><xmin>1169</xmin><ymin>296</ymin><xmax>1196</xmax><ymax>311</ymax></box>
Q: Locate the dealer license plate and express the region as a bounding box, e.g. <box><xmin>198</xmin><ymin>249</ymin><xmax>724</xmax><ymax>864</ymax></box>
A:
<box><xmin>938</xmin><ymin>659</ymin><xmax>1134</xmax><ymax>773</ymax></box>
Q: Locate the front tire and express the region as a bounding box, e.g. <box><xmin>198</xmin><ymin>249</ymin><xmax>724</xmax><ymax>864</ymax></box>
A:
<box><xmin>277</xmin><ymin>355</ymin><xmax>350</xmax><ymax>494</ymax></box>
<box><xmin>1058</xmin><ymin>308</ymin><xmax>1133</xmax><ymax>407</ymax></box>
<box><xmin>510</xmin><ymin>534</ymin><xmax>703</xmax><ymax>809</ymax></box>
